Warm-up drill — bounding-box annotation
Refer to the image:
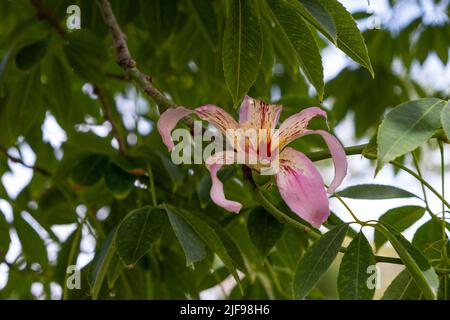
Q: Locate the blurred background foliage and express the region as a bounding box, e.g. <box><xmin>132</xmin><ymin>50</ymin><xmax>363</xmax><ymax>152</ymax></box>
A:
<box><xmin>0</xmin><ymin>0</ymin><xmax>448</xmax><ymax>299</ymax></box>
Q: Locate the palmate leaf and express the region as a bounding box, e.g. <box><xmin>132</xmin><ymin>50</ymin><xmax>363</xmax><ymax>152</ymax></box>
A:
<box><xmin>263</xmin><ymin>0</ymin><xmax>324</xmax><ymax>100</ymax></box>
<box><xmin>338</xmin><ymin>231</ymin><xmax>375</xmax><ymax>300</ymax></box>
<box><xmin>222</xmin><ymin>0</ymin><xmax>263</xmax><ymax>106</ymax></box>
<box><xmin>293</xmin><ymin>224</ymin><xmax>349</xmax><ymax>299</ymax></box>
<box><xmin>377</xmin><ymin>98</ymin><xmax>447</xmax><ymax>172</ymax></box>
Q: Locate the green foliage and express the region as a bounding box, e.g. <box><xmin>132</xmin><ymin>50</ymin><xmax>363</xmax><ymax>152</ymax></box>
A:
<box><xmin>222</xmin><ymin>0</ymin><xmax>263</xmax><ymax>106</ymax></box>
<box><xmin>115</xmin><ymin>207</ymin><xmax>167</xmax><ymax>267</ymax></box>
<box><xmin>336</xmin><ymin>184</ymin><xmax>418</xmax><ymax>200</ymax></box>
<box><xmin>338</xmin><ymin>231</ymin><xmax>375</xmax><ymax>300</ymax></box>
<box><xmin>247</xmin><ymin>206</ymin><xmax>284</xmax><ymax>257</ymax></box>
<box><xmin>377</xmin><ymin>98</ymin><xmax>447</xmax><ymax>172</ymax></box>
<box><xmin>0</xmin><ymin>0</ymin><xmax>448</xmax><ymax>301</ymax></box>
<box><xmin>374</xmin><ymin>206</ymin><xmax>426</xmax><ymax>251</ymax></box>
<box><xmin>293</xmin><ymin>224</ymin><xmax>349</xmax><ymax>299</ymax></box>
<box><xmin>377</xmin><ymin>224</ymin><xmax>439</xmax><ymax>300</ymax></box>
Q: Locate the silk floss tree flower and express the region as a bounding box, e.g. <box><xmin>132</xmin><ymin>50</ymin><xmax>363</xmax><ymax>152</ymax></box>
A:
<box><xmin>157</xmin><ymin>96</ymin><xmax>347</xmax><ymax>228</ymax></box>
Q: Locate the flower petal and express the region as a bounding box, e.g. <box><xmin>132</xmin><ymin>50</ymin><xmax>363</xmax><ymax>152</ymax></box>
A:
<box><xmin>276</xmin><ymin>147</ymin><xmax>329</xmax><ymax>228</ymax></box>
<box><xmin>157</xmin><ymin>105</ymin><xmax>238</xmax><ymax>151</ymax></box>
<box><xmin>157</xmin><ymin>107</ymin><xmax>194</xmax><ymax>151</ymax></box>
<box><xmin>205</xmin><ymin>151</ymin><xmax>242</xmax><ymax>213</ymax></box>
<box><xmin>195</xmin><ymin>104</ymin><xmax>239</xmax><ymax>133</ymax></box>
<box><xmin>238</xmin><ymin>96</ymin><xmax>282</xmax><ymax>129</ymax></box>
<box><xmin>302</xmin><ymin>130</ymin><xmax>347</xmax><ymax>193</ymax></box>
<box><xmin>278</xmin><ymin>107</ymin><xmax>327</xmax><ymax>149</ymax></box>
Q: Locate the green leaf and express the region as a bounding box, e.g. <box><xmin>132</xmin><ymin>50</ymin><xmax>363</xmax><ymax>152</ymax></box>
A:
<box><xmin>104</xmin><ymin>162</ymin><xmax>135</xmax><ymax>199</ymax></box>
<box><xmin>374</xmin><ymin>206</ymin><xmax>426</xmax><ymax>251</ymax></box>
<box><xmin>46</xmin><ymin>54</ymin><xmax>81</xmax><ymax>130</ymax></box>
<box><xmin>377</xmin><ymin>98</ymin><xmax>446</xmax><ymax>172</ymax></box>
<box><xmin>316</xmin><ymin>0</ymin><xmax>373</xmax><ymax>76</ymax></box>
<box><xmin>70</xmin><ymin>154</ymin><xmax>110</xmax><ymax>186</ymax></box>
<box><xmin>441</xmin><ymin>101</ymin><xmax>450</xmax><ymax>140</ymax></box>
<box><xmin>382</xmin><ymin>269</ymin><xmax>423</xmax><ymax>300</ymax></box>
<box><xmin>0</xmin><ymin>67</ymin><xmax>43</xmax><ymax>145</ymax></box>
<box><xmin>15</xmin><ymin>215</ymin><xmax>48</xmax><ymax>267</ymax></box>
<box><xmin>338</xmin><ymin>231</ymin><xmax>375</xmax><ymax>300</ymax></box>
<box><xmin>293</xmin><ymin>224</ymin><xmax>349</xmax><ymax>299</ymax></box>
<box><xmin>336</xmin><ymin>184</ymin><xmax>418</xmax><ymax>200</ymax></box>
<box><xmin>295</xmin><ymin>0</ymin><xmax>337</xmax><ymax>42</ymax></box>
<box><xmin>0</xmin><ymin>211</ymin><xmax>10</xmax><ymax>258</ymax></box>
<box><xmin>324</xmin><ymin>211</ymin><xmax>358</xmax><ymax>238</ymax></box>
<box><xmin>247</xmin><ymin>206</ymin><xmax>284</xmax><ymax>257</ymax></box>
<box><xmin>412</xmin><ymin>219</ymin><xmax>445</xmax><ymax>253</ymax></box>
<box><xmin>15</xmin><ymin>39</ymin><xmax>49</xmax><ymax>70</ymax></box>
<box><xmin>264</xmin><ymin>0</ymin><xmax>324</xmax><ymax>100</ymax></box>
<box><xmin>90</xmin><ymin>230</ymin><xmax>116</xmax><ymax>299</ymax></box>
<box><xmin>115</xmin><ymin>206</ymin><xmax>167</xmax><ymax>267</ymax></box>
<box><xmin>163</xmin><ymin>204</ymin><xmax>241</xmax><ymax>285</ymax></box>
<box><xmin>377</xmin><ymin>224</ymin><xmax>439</xmax><ymax>300</ymax></box>
<box><xmin>64</xmin><ymin>30</ymin><xmax>107</xmax><ymax>83</ymax></box>
<box><xmin>222</xmin><ymin>0</ymin><xmax>263</xmax><ymax>106</ymax></box>
<box><xmin>187</xmin><ymin>0</ymin><xmax>218</xmax><ymax>51</ymax></box>
<box><xmin>167</xmin><ymin>210</ymin><xmax>206</xmax><ymax>266</ymax></box>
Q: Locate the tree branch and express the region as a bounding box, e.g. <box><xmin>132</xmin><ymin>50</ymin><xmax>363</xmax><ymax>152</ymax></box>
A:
<box><xmin>30</xmin><ymin>0</ymin><xmax>67</xmax><ymax>37</ymax></box>
<box><xmin>97</xmin><ymin>0</ymin><xmax>179</xmax><ymax>113</ymax></box>
<box><xmin>93</xmin><ymin>86</ymin><xmax>127</xmax><ymax>155</ymax></box>
<box><xmin>0</xmin><ymin>145</ymin><xmax>51</xmax><ymax>176</ymax></box>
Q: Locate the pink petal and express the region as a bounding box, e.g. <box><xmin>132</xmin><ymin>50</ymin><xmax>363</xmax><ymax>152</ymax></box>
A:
<box><xmin>238</xmin><ymin>95</ymin><xmax>252</xmax><ymax>124</ymax></box>
<box><xmin>195</xmin><ymin>104</ymin><xmax>239</xmax><ymax>133</ymax></box>
<box><xmin>238</xmin><ymin>96</ymin><xmax>282</xmax><ymax>129</ymax></box>
<box><xmin>205</xmin><ymin>151</ymin><xmax>242</xmax><ymax>213</ymax></box>
<box><xmin>157</xmin><ymin>105</ymin><xmax>238</xmax><ymax>151</ymax></box>
<box><xmin>276</xmin><ymin>147</ymin><xmax>330</xmax><ymax>228</ymax></box>
<box><xmin>157</xmin><ymin>107</ymin><xmax>194</xmax><ymax>151</ymax></box>
<box><xmin>278</xmin><ymin>107</ymin><xmax>327</xmax><ymax>149</ymax></box>
<box><xmin>302</xmin><ymin>130</ymin><xmax>347</xmax><ymax>193</ymax></box>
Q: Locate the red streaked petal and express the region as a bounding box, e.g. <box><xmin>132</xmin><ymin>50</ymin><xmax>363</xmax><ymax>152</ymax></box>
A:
<box><xmin>278</xmin><ymin>107</ymin><xmax>327</xmax><ymax>149</ymax></box>
<box><xmin>239</xmin><ymin>96</ymin><xmax>282</xmax><ymax>129</ymax></box>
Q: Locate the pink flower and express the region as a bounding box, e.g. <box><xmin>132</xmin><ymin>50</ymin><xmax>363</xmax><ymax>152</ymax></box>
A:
<box><xmin>157</xmin><ymin>96</ymin><xmax>347</xmax><ymax>228</ymax></box>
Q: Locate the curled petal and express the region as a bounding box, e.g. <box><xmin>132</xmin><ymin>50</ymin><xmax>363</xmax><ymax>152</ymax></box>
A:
<box><xmin>157</xmin><ymin>105</ymin><xmax>238</xmax><ymax>151</ymax></box>
<box><xmin>238</xmin><ymin>96</ymin><xmax>282</xmax><ymax>129</ymax></box>
<box><xmin>278</xmin><ymin>107</ymin><xmax>327</xmax><ymax>149</ymax></box>
<box><xmin>196</xmin><ymin>104</ymin><xmax>239</xmax><ymax>132</ymax></box>
<box><xmin>302</xmin><ymin>130</ymin><xmax>347</xmax><ymax>193</ymax></box>
<box><xmin>276</xmin><ymin>147</ymin><xmax>329</xmax><ymax>228</ymax></box>
<box><xmin>205</xmin><ymin>151</ymin><xmax>242</xmax><ymax>213</ymax></box>
<box><xmin>157</xmin><ymin>107</ymin><xmax>194</xmax><ymax>151</ymax></box>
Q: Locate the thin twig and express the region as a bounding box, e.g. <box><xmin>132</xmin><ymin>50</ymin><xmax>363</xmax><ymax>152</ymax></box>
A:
<box><xmin>0</xmin><ymin>145</ymin><xmax>51</xmax><ymax>176</ymax></box>
<box><xmin>93</xmin><ymin>85</ymin><xmax>127</xmax><ymax>155</ymax></box>
<box><xmin>30</xmin><ymin>0</ymin><xmax>67</xmax><ymax>37</ymax></box>
<box><xmin>96</xmin><ymin>0</ymin><xmax>179</xmax><ymax>113</ymax></box>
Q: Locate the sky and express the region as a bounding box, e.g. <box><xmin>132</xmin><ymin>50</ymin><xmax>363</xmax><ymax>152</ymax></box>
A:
<box><xmin>0</xmin><ymin>0</ymin><xmax>449</xmax><ymax>298</ymax></box>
